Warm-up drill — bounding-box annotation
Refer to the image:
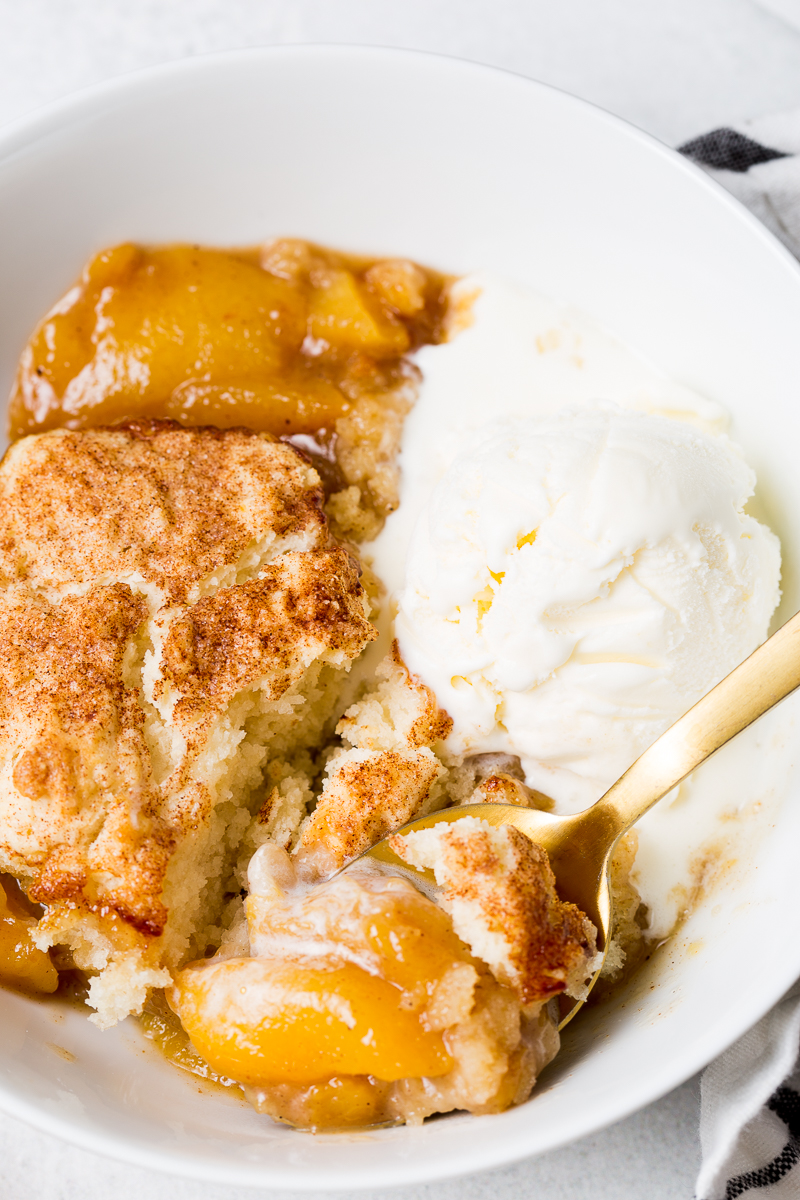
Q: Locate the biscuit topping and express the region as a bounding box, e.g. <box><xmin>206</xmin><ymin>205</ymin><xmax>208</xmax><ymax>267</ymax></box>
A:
<box><xmin>0</xmin><ymin>421</ymin><xmax>375</xmax><ymax>1025</ymax></box>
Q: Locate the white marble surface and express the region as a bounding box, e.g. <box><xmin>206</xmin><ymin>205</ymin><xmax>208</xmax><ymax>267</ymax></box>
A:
<box><xmin>4</xmin><ymin>0</ymin><xmax>800</xmax><ymax>144</ymax></box>
<box><xmin>2</xmin><ymin>2</ymin><xmax>800</xmax><ymax>1197</ymax></box>
<box><xmin>0</xmin><ymin>1078</ymin><xmax>701</xmax><ymax>1200</ymax></box>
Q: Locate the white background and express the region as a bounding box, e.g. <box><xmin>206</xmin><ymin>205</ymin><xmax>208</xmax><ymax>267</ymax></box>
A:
<box><xmin>2</xmin><ymin>2</ymin><xmax>800</xmax><ymax>1197</ymax></box>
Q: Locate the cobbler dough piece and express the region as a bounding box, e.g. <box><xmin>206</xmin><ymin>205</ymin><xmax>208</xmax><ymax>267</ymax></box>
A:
<box><xmin>392</xmin><ymin>816</ymin><xmax>598</xmax><ymax>1003</ymax></box>
<box><xmin>296</xmin><ymin>646</ymin><xmax>453</xmax><ymax>872</ymax></box>
<box><xmin>0</xmin><ymin>421</ymin><xmax>375</xmax><ymax>1025</ymax></box>
<box><xmin>153</xmin><ymin>549</ymin><xmax>372</xmax><ymax>768</ymax></box>
<box><xmin>0</xmin><ymin>420</ymin><xmax>327</xmax><ymax>602</ymax></box>
<box><xmin>337</xmin><ymin>644</ymin><xmax>453</xmax><ymax>752</ymax></box>
<box><xmin>0</xmin><ymin>583</ymin><xmax>167</xmax><ymax>935</ymax></box>
<box><xmin>471</xmin><ymin>772</ymin><xmax>538</xmax><ymax>807</ymax></box>
<box><xmin>296</xmin><ymin>746</ymin><xmax>445</xmax><ymax>873</ymax></box>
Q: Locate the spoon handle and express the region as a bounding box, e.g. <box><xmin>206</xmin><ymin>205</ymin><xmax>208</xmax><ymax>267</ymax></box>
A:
<box><xmin>592</xmin><ymin>608</ymin><xmax>800</xmax><ymax>841</ymax></box>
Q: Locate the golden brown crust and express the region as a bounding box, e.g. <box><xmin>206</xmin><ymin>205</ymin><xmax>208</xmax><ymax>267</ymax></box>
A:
<box><xmin>392</xmin><ymin>821</ymin><xmax>595</xmax><ymax>1005</ymax></box>
<box><xmin>0</xmin><ymin>583</ymin><xmax>173</xmax><ymax>935</ymax></box>
<box><xmin>0</xmin><ymin>424</ymin><xmax>375</xmax><ymax>954</ymax></box>
<box><xmin>298</xmin><ymin>749</ymin><xmax>442</xmax><ymax>871</ymax></box>
<box><xmin>158</xmin><ymin>549</ymin><xmax>374</xmax><ymax>744</ymax></box>
<box><xmin>0</xmin><ymin>420</ymin><xmax>327</xmax><ymax>603</ymax></box>
<box><xmin>389</xmin><ymin>642</ymin><xmax>453</xmax><ymax>748</ymax></box>
<box><xmin>473</xmin><ymin>774</ymin><xmax>533</xmax><ymax>807</ymax></box>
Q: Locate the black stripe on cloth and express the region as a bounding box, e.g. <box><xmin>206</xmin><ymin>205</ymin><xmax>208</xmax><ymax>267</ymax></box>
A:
<box><xmin>678</xmin><ymin>128</ymin><xmax>789</xmax><ymax>173</ymax></box>
<box><xmin>724</xmin><ymin>1088</ymin><xmax>800</xmax><ymax>1198</ymax></box>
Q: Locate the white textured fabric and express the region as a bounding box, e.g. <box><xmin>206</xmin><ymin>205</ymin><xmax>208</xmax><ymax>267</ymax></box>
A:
<box><xmin>682</xmin><ymin>110</ymin><xmax>800</xmax><ymax>258</ymax></box>
<box><xmin>697</xmin><ymin>985</ymin><xmax>800</xmax><ymax>1198</ymax></box>
<box><xmin>686</xmin><ymin>114</ymin><xmax>800</xmax><ymax>1199</ymax></box>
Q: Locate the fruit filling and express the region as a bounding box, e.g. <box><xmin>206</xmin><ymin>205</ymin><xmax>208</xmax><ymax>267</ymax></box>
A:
<box><xmin>172</xmin><ymin>879</ymin><xmax>465</xmax><ymax>1090</ymax></box>
<box><xmin>168</xmin><ymin>819</ymin><xmax>597</xmax><ymax>1131</ymax></box>
<box><xmin>0</xmin><ymin>877</ymin><xmax>57</xmax><ymax>994</ymax></box>
<box><xmin>9</xmin><ymin>240</ymin><xmax>450</xmax><ymax>541</ymax></box>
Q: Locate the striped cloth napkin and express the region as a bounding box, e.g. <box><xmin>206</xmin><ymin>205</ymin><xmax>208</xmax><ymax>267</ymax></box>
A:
<box><xmin>678</xmin><ymin>113</ymin><xmax>800</xmax><ymax>1200</ymax></box>
<box><xmin>679</xmin><ymin>113</ymin><xmax>800</xmax><ymax>257</ymax></box>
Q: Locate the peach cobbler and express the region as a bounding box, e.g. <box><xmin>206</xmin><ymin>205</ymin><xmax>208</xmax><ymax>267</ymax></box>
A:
<box><xmin>0</xmin><ymin>239</ymin><xmax>645</xmax><ymax>1132</ymax></box>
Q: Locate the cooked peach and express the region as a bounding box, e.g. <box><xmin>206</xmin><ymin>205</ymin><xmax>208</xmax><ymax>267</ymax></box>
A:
<box><xmin>0</xmin><ymin>880</ymin><xmax>58</xmax><ymax>994</ymax></box>
<box><xmin>171</xmin><ymin>957</ymin><xmax>454</xmax><ymax>1086</ymax></box>
<box><xmin>307</xmin><ymin>268</ymin><xmax>410</xmax><ymax>356</ymax></box>
<box><xmin>8</xmin><ymin>238</ymin><xmax>450</xmax><ymax>542</ymax></box>
<box><xmin>10</xmin><ymin>245</ymin><xmax>312</xmax><ymax>436</ymax></box>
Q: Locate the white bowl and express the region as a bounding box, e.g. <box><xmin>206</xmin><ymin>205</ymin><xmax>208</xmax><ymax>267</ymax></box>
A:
<box><xmin>1</xmin><ymin>45</ymin><xmax>800</xmax><ymax>1191</ymax></box>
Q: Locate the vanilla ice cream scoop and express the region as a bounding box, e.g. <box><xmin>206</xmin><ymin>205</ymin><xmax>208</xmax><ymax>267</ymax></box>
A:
<box><xmin>396</xmin><ymin>405</ymin><xmax>781</xmax><ymax>810</ymax></box>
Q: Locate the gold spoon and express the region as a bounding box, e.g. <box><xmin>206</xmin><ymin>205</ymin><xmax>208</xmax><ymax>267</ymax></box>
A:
<box><xmin>362</xmin><ymin>609</ymin><xmax>800</xmax><ymax>1027</ymax></box>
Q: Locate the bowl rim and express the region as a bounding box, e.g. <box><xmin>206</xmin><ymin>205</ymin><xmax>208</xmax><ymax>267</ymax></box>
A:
<box><xmin>2</xmin><ymin>41</ymin><xmax>800</xmax><ymax>1191</ymax></box>
<box><xmin>2</xmin><ymin>37</ymin><xmax>799</xmax><ymax>284</ymax></box>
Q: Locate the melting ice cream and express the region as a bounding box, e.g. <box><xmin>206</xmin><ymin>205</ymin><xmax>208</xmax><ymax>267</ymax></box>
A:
<box><xmin>396</xmin><ymin>405</ymin><xmax>781</xmax><ymax>810</ymax></box>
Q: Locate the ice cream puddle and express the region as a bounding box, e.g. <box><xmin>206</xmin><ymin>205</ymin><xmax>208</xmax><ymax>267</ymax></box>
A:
<box><xmin>0</xmin><ymin>249</ymin><xmax>786</xmax><ymax>1129</ymax></box>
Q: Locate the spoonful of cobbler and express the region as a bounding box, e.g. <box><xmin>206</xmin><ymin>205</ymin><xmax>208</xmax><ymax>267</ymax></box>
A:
<box><xmin>372</xmin><ymin>605</ymin><xmax>800</xmax><ymax>1027</ymax></box>
<box><xmin>168</xmin><ymin>610</ymin><xmax>800</xmax><ymax>1132</ymax></box>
